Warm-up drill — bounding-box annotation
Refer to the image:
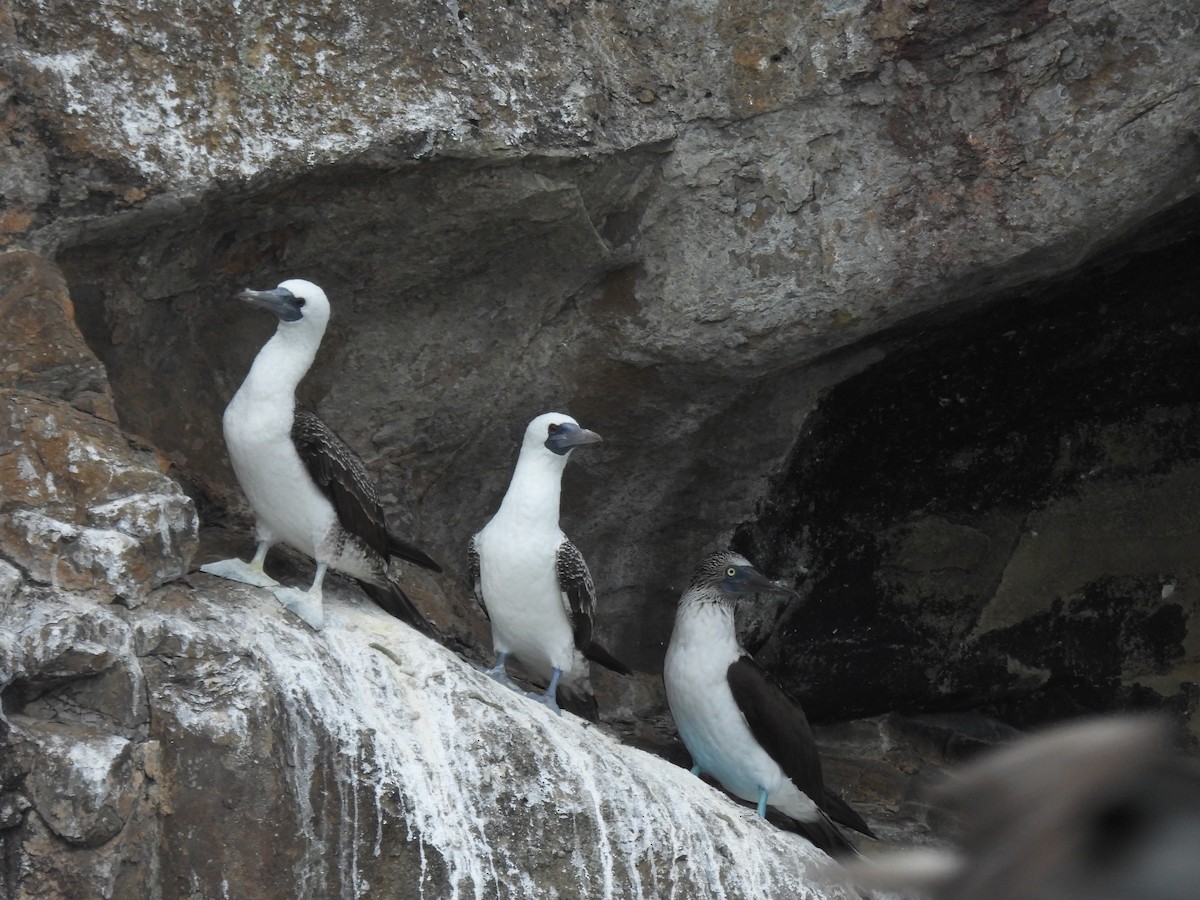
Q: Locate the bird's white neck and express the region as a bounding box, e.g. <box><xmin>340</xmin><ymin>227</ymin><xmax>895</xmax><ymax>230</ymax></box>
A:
<box><xmin>494</xmin><ymin>448</ymin><xmax>568</xmax><ymax>525</ymax></box>
<box><xmin>238</xmin><ymin>324</ymin><xmax>321</xmax><ymax>404</ymax></box>
<box><xmin>673</xmin><ymin>590</ymin><xmax>741</xmax><ymax>657</ymax></box>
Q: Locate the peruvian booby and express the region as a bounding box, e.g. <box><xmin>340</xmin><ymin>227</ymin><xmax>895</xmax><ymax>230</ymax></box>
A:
<box><xmin>469</xmin><ymin>412</ymin><xmax>630</xmax><ymax>716</ymax></box>
<box><xmin>663</xmin><ymin>550</ymin><xmax>873</xmax><ymax>856</ymax></box>
<box><xmin>199</xmin><ymin>279</ymin><xmax>442</xmax><ymax>633</ymax></box>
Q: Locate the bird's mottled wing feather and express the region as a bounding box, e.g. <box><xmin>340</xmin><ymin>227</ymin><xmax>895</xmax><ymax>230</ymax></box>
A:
<box><xmin>468</xmin><ymin>535</ymin><xmax>489</xmax><ymax>621</ymax></box>
<box><xmin>555</xmin><ymin>539</ymin><xmax>595</xmax><ymax>649</ymax></box>
<box><xmin>291</xmin><ymin>406</ymin><xmax>388</xmax><ymax>558</ymax></box>
<box><xmin>291</xmin><ymin>407</ymin><xmax>440</xmax><ymax>571</ymax></box>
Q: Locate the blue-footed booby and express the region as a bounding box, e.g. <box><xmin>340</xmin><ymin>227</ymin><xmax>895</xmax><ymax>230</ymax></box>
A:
<box><xmin>200</xmin><ymin>279</ymin><xmax>441</xmax><ymax>633</ymax></box>
<box><xmin>469</xmin><ymin>412</ymin><xmax>630</xmax><ymax>716</ymax></box>
<box><xmin>664</xmin><ymin>550</ymin><xmax>873</xmax><ymax>856</ymax></box>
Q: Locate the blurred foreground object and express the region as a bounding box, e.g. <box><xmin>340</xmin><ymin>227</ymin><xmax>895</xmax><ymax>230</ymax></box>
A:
<box><xmin>848</xmin><ymin>716</ymin><xmax>1200</xmax><ymax>900</ymax></box>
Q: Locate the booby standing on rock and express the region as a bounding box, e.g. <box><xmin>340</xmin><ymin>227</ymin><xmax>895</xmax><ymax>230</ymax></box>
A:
<box><xmin>200</xmin><ymin>279</ymin><xmax>442</xmax><ymax>633</ymax></box>
<box><xmin>469</xmin><ymin>412</ymin><xmax>630</xmax><ymax>716</ymax></box>
<box><xmin>664</xmin><ymin>550</ymin><xmax>874</xmax><ymax>856</ymax></box>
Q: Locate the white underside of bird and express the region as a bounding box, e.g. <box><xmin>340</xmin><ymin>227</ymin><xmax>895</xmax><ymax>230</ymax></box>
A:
<box><xmin>474</xmin><ymin>453</ymin><xmax>584</xmax><ymax>687</ymax></box>
<box><xmin>221</xmin><ymin>383</ymin><xmax>375</xmax><ymax>581</ymax></box>
<box><xmin>200</xmin><ymin>282</ymin><xmax>386</xmax><ymax>630</ymax></box>
<box><xmin>664</xmin><ymin>602</ymin><xmax>819</xmax><ymax>822</ymax></box>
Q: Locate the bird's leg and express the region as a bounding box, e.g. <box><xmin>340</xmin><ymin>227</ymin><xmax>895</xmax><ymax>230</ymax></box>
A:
<box><xmin>478</xmin><ymin>651</ymin><xmax>521</xmax><ymax>692</ymax></box>
<box><xmin>531</xmin><ymin>667</ymin><xmax>563</xmax><ymax>716</ymax></box>
<box><xmin>272</xmin><ymin>562</ymin><xmax>327</xmax><ymax>631</ymax></box>
<box><xmin>690</xmin><ymin>764</ymin><xmax>703</xmax><ymax>777</ymax></box>
<box><xmin>756</xmin><ymin>787</ymin><xmax>769</xmax><ymax>818</ymax></box>
<box><xmin>200</xmin><ymin>540</ymin><xmax>280</xmax><ymax>588</ymax></box>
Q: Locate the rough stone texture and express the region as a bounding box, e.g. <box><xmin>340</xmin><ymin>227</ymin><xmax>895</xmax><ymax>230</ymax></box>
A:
<box><xmin>2</xmin><ymin>0</ymin><xmax>1193</xmax><ymax>684</ymax></box>
<box><xmin>0</xmin><ymin>250</ymin><xmax>115</xmax><ymax>422</ymax></box>
<box><xmin>0</xmin><ymin>254</ymin><xmax>198</xmax><ymax>604</ymax></box>
<box><xmin>738</xmin><ymin>222</ymin><xmax>1200</xmax><ymax>740</ymax></box>
<box><xmin>1</xmin><ymin>580</ymin><xmax>865</xmax><ymax>900</ymax></box>
<box><xmin>3</xmin><ymin>0</ymin><xmax>1200</xmax><ymax>892</ymax></box>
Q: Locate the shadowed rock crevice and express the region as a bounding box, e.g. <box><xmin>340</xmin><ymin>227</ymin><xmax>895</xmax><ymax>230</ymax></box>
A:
<box><xmin>737</xmin><ymin>205</ymin><xmax>1200</xmax><ymax>735</ymax></box>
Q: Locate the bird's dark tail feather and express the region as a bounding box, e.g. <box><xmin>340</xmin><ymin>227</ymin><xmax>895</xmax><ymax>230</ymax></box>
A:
<box><xmin>558</xmin><ymin>682</ymin><xmax>601</xmax><ymax>722</ymax></box>
<box><xmin>793</xmin><ymin>812</ymin><xmax>862</xmax><ymax>859</ymax></box>
<box><xmin>583</xmin><ymin>640</ymin><xmax>632</xmax><ymax>676</ymax></box>
<box><xmin>359</xmin><ymin>578</ymin><xmax>436</xmax><ymax>638</ymax></box>
<box><xmin>823</xmin><ymin>787</ymin><xmax>876</xmax><ymax>838</ymax></box>
<box><xmin>387</xmin><ymin>535</ymin><xmax>443</xmax><ymax>573</ymax></box>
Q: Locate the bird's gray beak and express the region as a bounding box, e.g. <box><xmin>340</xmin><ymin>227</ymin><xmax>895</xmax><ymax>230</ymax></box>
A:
<box><xmin>745</xmin><ymin>569</ymin><xmax>800</xmax><ymax>600</ymax></box>
<box><xmin>545</xmin><ymin>423</ymin><xmax>602</xmax><ymax>455</ymax></box>
<box><xmin>566</xmin><ymin>428</ymin><xmax>602</xmax><ymax>447</ymax></box>
<box><xmin>237</xmin><ymin>286</ymin><xmax>303</xmax><ymax>322</ymax></box>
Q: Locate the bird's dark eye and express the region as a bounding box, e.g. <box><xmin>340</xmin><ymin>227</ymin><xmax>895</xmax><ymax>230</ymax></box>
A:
<box><xmin>295</xmin><ymin>297</ymin><xmax>306</xmax><ymax>307</ymax></box>
<box><xmin>548</xmin><ymin>423</ymin><xmax>561</xmax><ymax>434</ymax></box>
<box><xmin>726</xmin><ymin>567</ymin><xmax>737</xmax><ymax>577</ymax></box>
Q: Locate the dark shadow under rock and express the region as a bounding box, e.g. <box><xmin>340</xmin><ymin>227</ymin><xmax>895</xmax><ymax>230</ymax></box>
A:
<box><xmin>737</xmin><ymin>202</ymin><xmax>1200</xmax><ymax>741</ymax></box>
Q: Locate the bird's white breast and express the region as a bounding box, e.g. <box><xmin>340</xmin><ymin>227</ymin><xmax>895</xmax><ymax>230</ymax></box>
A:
<box><xmin>665</xmin><ymin>601</ymin><xmax>812</xmax><ymax>817</ymax></box>
<box><xmin>475</xmin><ymin>513</ymin><xmax>576</xmax><ymax>678</ymax></box>
<box><xmin>223</xmin><ymin>388</ymin><xmax>335</xmax><ymax>556</ymax></box>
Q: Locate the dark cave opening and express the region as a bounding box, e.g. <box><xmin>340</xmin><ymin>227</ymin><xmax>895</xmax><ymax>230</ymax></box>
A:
<box><xmin>736</xmin><ymin>199</ymin><xmax>1200</xmax><ymax>731</ymax></box>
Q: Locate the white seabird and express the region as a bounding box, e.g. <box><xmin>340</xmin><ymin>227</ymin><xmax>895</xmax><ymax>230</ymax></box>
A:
<box><xmin>469</xmin><ymin>412</ymin><xmax>630</xmax><ymax>716</ymax></box>
<box><xmin>200</xmin><ymin>279</ymin><xmax>441</xmax><ymax>632</ymax></box>
<box><xmin>664</xmin><ymin>549</ymin><xmax>873</xmax><ymax>855</ymax></box>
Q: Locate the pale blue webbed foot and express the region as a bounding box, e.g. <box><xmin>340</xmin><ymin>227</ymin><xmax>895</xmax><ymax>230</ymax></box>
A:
<box><xmin>690</xmin><ymin>764</ymin><xmax>703</xmax><ymax>777</ymax></box>
<box><xmin>271</xmin><ymin>586</ymin><xmax>325</xmax><ymax>630</ymax></box>
<box><xmin>528</xmin><ymin>666</ymin><xmax>564</xmax><ymax>717</ymax></box>
<box><xmin>200</xmin><ymin>557</ymin><xmax>280</xmax><ymax>588</ymax></box>
<box><xmin>477</xmin><ymin>652</ymin><xmax>522</xmax><ymax>693</ymax></box>
<box><xmin>529</xmin><ymin>689</ymin><xmax>563</xmax><ymax>716</ymax></box>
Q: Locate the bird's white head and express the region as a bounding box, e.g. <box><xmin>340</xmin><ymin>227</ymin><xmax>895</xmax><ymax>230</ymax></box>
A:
<box><xmin>523</xmin><ymin>412</ymin><xmax>603</xmax><ymax>458</ymax></box>
<box><xmin>237</xmin><ymin>278</ymin><xmax>332</xmax><ymax>338</ymax></box>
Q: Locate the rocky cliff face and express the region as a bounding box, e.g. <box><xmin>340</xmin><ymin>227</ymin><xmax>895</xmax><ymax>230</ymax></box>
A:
<box><xmin>737</xmin><ymin>222</ymin><xmax>1200</xmax><ymax>735</ymax></box>
<box><xmin>1</xmin><ymin>258</ymin><xmax>870</xmax><ymax>898</ymax></box>
<box><xmin>5</xmin><ymin>582</ymin><xmax>858</xmax><ymax>899</ymax></box>
<box><xmin>3</xmin><ymin>0</ymin><xmax>1200</xmax><ymax>895</ymax></box>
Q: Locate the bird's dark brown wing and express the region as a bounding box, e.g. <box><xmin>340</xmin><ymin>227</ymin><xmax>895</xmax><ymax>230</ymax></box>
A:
<box><xmin>727</xmin><ymin>654</ymin><xmax>873</xmax><ymax>837</ymax></box>
<box><xmin>555</xmin><ymin>539</ymin><xmax>596</xmax><ymax>648</ymax></box>
<box><xmin>291</xmin><ymin>406</ymin><xmax>440</xmax><ymax>571</ymax></box>
<box><xmin>468</xmin><ymin>535</ymin><xmax>488</xmax><ymax>621</ymax></box>
<box><xmin>555</xmin><ymin>540</ymin><xmax>630</xmax><ymax>675</ymax></box>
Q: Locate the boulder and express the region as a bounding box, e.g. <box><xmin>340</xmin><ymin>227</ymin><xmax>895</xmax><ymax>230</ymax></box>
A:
<box><xmin>1</xmin><ymin>579</ymin><xmax>864</xmax><ymax>899</ymax></box>
<box><xmin>0</xmin><ymin>254</ymin><xmax>198</xmax><ymax>604</ymax></box>
<box><xmin>738</xmin><ymin>232</ymin><xmax>1200</xmax><ymax>741</ymax></box>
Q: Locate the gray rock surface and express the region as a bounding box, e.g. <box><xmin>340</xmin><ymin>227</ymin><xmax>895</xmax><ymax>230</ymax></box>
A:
<box><xmin>738</xmin><ymin>238</ymin><xmax>1200</xmax><ymax>742</ymax></box>
<box><xmin>0</xmin><ymin>253</ymin><xmax>199</xmax><ymax>605</ymax></box>
<box><xmin>2</xmin><ymin>577</ymin><xmax>863</xmax><ymax>899</ymax></box>
<box><xmin>5</xmin><ymin>0</ymin><xmax>1197</xmax><ymax>674</ymax></box>
<box><xmin>3</xmin><ymin>0</ymin><xmax>1200</xmax><ymax>892</ymax></box>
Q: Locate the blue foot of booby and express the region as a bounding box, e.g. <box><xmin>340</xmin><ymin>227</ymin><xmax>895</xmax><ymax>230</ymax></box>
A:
<box><xmin>530</xmin><ymin>667</ymin><xmax>564</xmax><ymax>716</ymax></box>
<box><xmin>271</xmin><ymin>563</ymin><xmax>327</xmax><ymax>630</ymax></box>
<box><xmin>201</xmin><ymin>557</ymin><xmax>280</xmax><ymax>587</ymax></box>
<box><xmin>200</xmin><ymin>542</ymin><xmax>279</xmax><ymax>588</ymax></box>
<box><xmin>690</xmin><ymin>764</ymin><xmax>703</xmax><ymax>777</ymax></box>
<box><xmin>272</xmin><ymin>586</ymin><xmax>325</xmax><ymax>629</ymax></box>
<box><xmin>756</xmin><ymin>787</ymin><xmax>769</xmax><ymax>818</ymax></box>
<box><xmin>478</xmin><ymin>652</ymin><xmax>521</xmax><ymax>692</ymax></box>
